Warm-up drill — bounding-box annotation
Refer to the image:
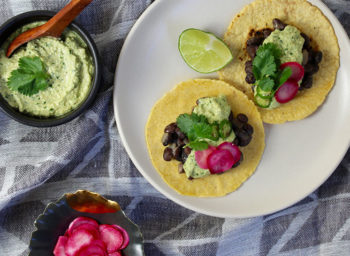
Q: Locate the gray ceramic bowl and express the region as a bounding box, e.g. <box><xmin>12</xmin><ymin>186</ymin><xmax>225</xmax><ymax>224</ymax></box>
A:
<box><xmin>29</xmin><ymin>190</ymin><xmax>144</xmax><ymax>256</ymax></box>
<box><xmin>0</xmin><ymin>10</ymin><xmax>101</xmax><ymax>127</ymax></box>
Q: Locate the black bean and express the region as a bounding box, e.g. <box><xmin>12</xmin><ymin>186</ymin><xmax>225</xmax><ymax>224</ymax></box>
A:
<box><xmin>175</xmin><ymin>127</ymin><xmax>186</xmax><ymax>140</ymax></box>
<box><xmin>273</xmin><ymin>18</ymin><xmax>286</xmax><ymax>30</ymax></box>
<box><xmin>313</xmin><ymin>51</ymin><xmax>323</xmax><ymax>64</ymax></box>
<box><xmin>178</xmin><ymin>163</ymin><xmax>185</xmax><ymax>174</ymax></box>
<box><xmin>245</xmin><ymin>72</ymin><xmax>256</xmax><ymax>84</ymax></box>
<box><xmin>262</xmin><ymin>28</ymin><xmax>272</xmax><ymax>38</ymax></box>
<box><xmin>246</xmin><ymin>37</ymin><xmax>264</xmax><ymax>46</ymax></box>
<box><xmin>304</xmin><ymin>62</ymin><xmax>319</xmax><ymax>75</ymax></box>
<box><xmin>237</xmin><ymin>130</ymin><xmax>252</xmax><ymax>147</ymax></box>
<box><xmin>177</xmin><ymin>138</ymin><xmax>186</xmax><ymax>147</ymax></box>
<box><xmin>231</xmin><ymin>118</ymin><xmax>242</xmax><ymax>133</ymax></box>
<box><xmin>181</xmin><ymin>150</ymin><xmax>188</xmax><ymax>163</ymax></box>
<box><xmin>301</xmin><ymin>75</ymin><xmax>313</xmax><ymax>89</ymax></box>
<box><xmin>233</xmin><ymin>137</ymin><xmax>240</xmax><ymax>145</ymax></box>
<box><xmin>162</xmin><ymin>133</ymin><xmax>173</xmax><ymax>146</ymax></box>
<box><xmin>301</xmin><ymin>33</ymin><xmax>311</xmax><ymax>50</ymax></box>
<box><xmin>184</xmin><ymin>146</ymin><xmax>192</xmax><ymax>156</ymax></box>
<box><xmin>237</xmin><ymin>113</ymin><xmax>248</xmax><ymax>123</ymax></box>
<box><xmin>173</xmin><ymin>146</ymin><xmax>182</xmax><ymax>162</ymax></box>
<box><xmin>183</xmin><ymin>138</ymin><xmax>189</xmax><ymax>145</ymax></box>
<box><xmin>232</xmin><ymin>153</ymin><xmax>243</xmax><ymax>168</ymax></box>
<box><xmin>302</xmin><ymin>49</ymin><xmax>309</xmax><ymax>66</ymax></box>
<box><xmin>245</xmin><ymin>61</ymin><xmax>253</xmax><ymax>73</ymax></box>
<box><xmin>242</xmin><ymin>123</ymin><xmax>254</xmax><ymax>136</ymax></box>
<box><xmin>164</xmin><ymin>122</ymin><xmax>177</xmax><ymax>133</ymax></box>
<box><xmin>163</xmin><ymin>147</ymin><xmax>173</xmax><ymax>161</ymax></box>
<box><xmin>246</xmin><ymin>45</ymin><xmax>259</xmax><ymax>59</ymax></box>
<box><xmin>229</xmin><ymin>111</ymin><xmax>234</xmax><ymax>123</ymax></box>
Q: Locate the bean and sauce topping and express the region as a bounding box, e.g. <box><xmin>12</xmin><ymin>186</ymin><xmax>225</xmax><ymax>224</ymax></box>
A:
<box><xmin>162</xmin><ymin>110</ymin><xmax>254</xmax><ymax>175</ymax></box>
<box><xmin>245</xmin><ymin>18</ymin><xmax>322</xmax><ymax>90</ymax></box>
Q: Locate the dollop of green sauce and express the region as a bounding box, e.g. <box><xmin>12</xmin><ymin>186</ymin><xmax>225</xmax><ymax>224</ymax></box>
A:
<box><xmin>0</xmin><ymin>22</ymin><xmax>94</xmax><ymax>117</ymax></box>
<box><xmin>262</xmin><ymin>25</ymin><xmax>304</xmax><ymax>109</ymax></box>
<box><xmin>183</xmin><ymin>96</ymin><xmax>236</xmax><ymax>179</ymax></box>
<box><xmin>263</xmin><ymin>25</ymin><xmax>304</xmax><ymax>64</ymax></box>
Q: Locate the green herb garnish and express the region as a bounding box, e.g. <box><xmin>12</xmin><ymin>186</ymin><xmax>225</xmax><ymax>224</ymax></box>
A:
<box><xmin>7</xmin><ymin>57</ymin><xmax>50</xmax><ymax>96</ymax></box>
<box><xmin>177</xmin><ymin>113</ymin><xmax>221</xmax><ymax>150</ymax></box>
<box><xmin>252</xmin><ymin>43</ymin><xmax>292</xmax><ymax>106</ymax></box>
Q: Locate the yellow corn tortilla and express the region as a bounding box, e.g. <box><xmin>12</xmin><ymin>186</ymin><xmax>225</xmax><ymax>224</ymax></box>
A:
<box><xmin>218</xmin><ymin>0</ymin><xmax>340</xmax><ymax>124</ymax></box>
<box><xmin>145</xmin><ymin>79</ymin><xmax>265</xmax><ymax>197</ymax></box>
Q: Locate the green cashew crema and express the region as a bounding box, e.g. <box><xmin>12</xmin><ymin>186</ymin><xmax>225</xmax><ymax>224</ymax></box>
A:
<box><xmin>183</xmin><ymin>96</ymin><xmax>236</xmax><ymax>179</ymax></box>
<box><xmin>0</xmin><ymin>22</ymin><xmax>94</xmax><ymax>117</ymax></box>
<box><xmin>260</xmin><ymin>25</ymin><xmax>304</xmax><ymax>109</ymax></box>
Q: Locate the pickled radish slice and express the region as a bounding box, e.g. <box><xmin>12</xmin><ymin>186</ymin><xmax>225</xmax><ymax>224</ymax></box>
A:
<box><xmin>207</xmin><ymin>149</ymin><xmax>235</xmax><ymax>174</ymax></box>
<box><xmin>195</xmin><ymin>146</ymin><xmax>216</xmax><ymax>169</ymax></box>
<box><xmin>74</xmin><ymin>224</ymin><xmax>100</xmax><ymax>240</ymax></box>
<box><xmin>275</xmin><ymin>79</ymin><xmax>299</xmax><ymax>103</ymax></box>
<box><xmin>77</xmin><ymin>240</ymin><xmax>107</xmax><ymax>256</ymax></box>
<box><xmin>112</xmin><ymin>225</ymin><xmax>130</xmax><ymax>250</ymax></box>
<box><xmin>217</xmin><ymin>142</ymin><xmax>241</xmax><ymax>163</ymax></box>
<box><xmin>108</xmin><ymin>252</ymin><xmax>122</xmax><ymax>256</ymax></box>
<box><xmin>53</xmin><ymin>236</ymin><xmax>68</xmax><ymax>256</ymax></box>
<box><xmin>99</xmin><ymin>225</ymin><xmax>124</xmax><ymax>253</ymax></box>
<box><xmin>68</xmin><ymin>217</ymin><xmax>99</xmax><ymax>236</ymax></box>
<box><xmin>280</xmin><ymin>62</ymin><xmax>304</xmax><ymax>81</ymax></box>
<box><xmin>65</xmin><ymin>228</ymin><xmax>95</xmax><ymax>256</ymax></box>
<box><xmin>55</xmin><ymin>217</ymin><xmax>130</xmax><ymax>256</ymax></box>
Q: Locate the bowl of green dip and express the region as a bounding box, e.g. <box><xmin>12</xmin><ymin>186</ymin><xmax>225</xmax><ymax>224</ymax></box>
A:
<box><xmin>0</xmin><ymin>11</ymin><xmax>101</xmax><ymax>127</ymax></box>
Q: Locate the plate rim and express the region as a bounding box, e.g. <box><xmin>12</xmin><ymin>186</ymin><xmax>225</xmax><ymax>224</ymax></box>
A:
<box><xmin>113</xmin><ymin>0</ymin><xmax>350</xmax><ymax>218</ymax></box>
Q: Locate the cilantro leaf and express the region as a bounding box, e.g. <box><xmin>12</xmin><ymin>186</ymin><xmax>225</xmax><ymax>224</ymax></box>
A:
<box><xmin>253</xmin><ymin>49</ymin><xmax>276</xmax><ymax>80</ymax></box>
<box><xmin>177</xmin><ymin>112</ymin><xmax>219</xmax><ymax>145</ymax></box>
<box><xmin>193</xmin><ymin>123</ymin><xmax>213</xmax><ymax>140</ymax></box>
<box><xmin>258</xmin><ymin>77</ymin><xmax>275</xmax><ymax>91</ymax></box>
<box><xmin>7</xmin><ymin>57</ymin><xmax>50</xmax><ymax>96</ymax></box>
<box><xmin>257</xmin><ymin>43</ymin><xmax>282</xmax><ymax>60</ymax></box>
<box><xmin>186</xmin><ymin>141</ymin><xmax>209</xmax><ymax>151</ymax></box>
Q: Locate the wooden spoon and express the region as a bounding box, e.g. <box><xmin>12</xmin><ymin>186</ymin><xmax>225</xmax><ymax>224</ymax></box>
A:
<box><xmin>6</xmin><ymin>0</ymin><xmax>93</xmax><ymax>57</ymax></box>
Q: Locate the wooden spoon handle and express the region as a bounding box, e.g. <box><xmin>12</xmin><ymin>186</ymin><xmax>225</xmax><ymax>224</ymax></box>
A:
<box><xmin>6</xmin><ymin>0</ymin><xmax>93</xmax><ymax>57</ymax></box>
<box><xmin>44</xmin><ymin>0</ymin><xmax>93</xmax><ymax>37</ymax></box>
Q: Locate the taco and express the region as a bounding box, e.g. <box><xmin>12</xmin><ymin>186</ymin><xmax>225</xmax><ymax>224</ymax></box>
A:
<box><xmin>218</xmin><ymin>0</ymin><xmax>339</xmax><ymax>124</ymax></box>
<box><xmin>145</xmin><ymin>79</ymin><xmax>265</xmax><ymax>197</ymax></box>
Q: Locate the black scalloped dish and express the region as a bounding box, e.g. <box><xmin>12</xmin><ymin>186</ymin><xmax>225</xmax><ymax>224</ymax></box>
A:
<box><xmin>29</xmin><ymin>190</ymin><xmax>144</xmax><ymax>256</ymax></box>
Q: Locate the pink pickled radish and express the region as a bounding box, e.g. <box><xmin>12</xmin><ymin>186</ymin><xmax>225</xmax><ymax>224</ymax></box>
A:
<box><xmin>280</xmin><ymin>62</ymin><xmax>304</xmax><ymax>81</ymax></box>
<box><xmin>195</xmin><ymin>146</ymin><xmax>216</xmax><ymax>169</ymax></box>
<box><xmin>108</xmin><ymin>252</ymin><xmax>122</xmax><ymax>256</ymax></box>
<box><xmin>99</xmin><ymin>225</ymin><xmax>124</xmax><ymax>253</ymax></box>
<box><xmin>53</xmin><ymin>236</ymin><xmax>68</xmax><ymax>256</ymax></box>
<box><xmin>207</xmin><ymin>149</ymin><xmax>235</xmax><ymax>174</ymax></box>
<box><xmin>275</xmin><ymin>79</ymin><xmax>299</xmax><ymax>103</ymax></box>
<box><xmin>68</xmin><ymin>217</ymin><xmax>99</xmax><ymax>236</ymax></box>
<box><xmin>112</xmin><ymin>225</ymin><xmax>130</xmax><ymax>250</ymax></box>
<box><xmin>71</xmin><ymin>223</ymin><xmax>100</xmax><ymax>239</ymax></box>
<box><xmin>217</xmin><ymin>142</ymin><xmax>241</xmax><ymax>163</ymax></box>
<box><xmin>77</xmin><ymin>240</ymin><xmax>107</xmax><ymax>256</ymax></box>
<box><xmin>65</xmin><ymin>228</ymin><xmax>95</xmax><ymax>256</ymax></box>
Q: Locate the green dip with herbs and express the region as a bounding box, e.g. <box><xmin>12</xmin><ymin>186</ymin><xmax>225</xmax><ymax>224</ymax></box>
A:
<box><xmin>0</xmin><ymin>22</ymin><xmax>94</xmax><ymax>117</ymax></box>
<box><xmin>263</xmin><ymin>25</ymin><xmax>304</xmax><ymax>64</ymax></box>
<box><xmin>183</xmin><ymin>96</ymin><xmax>236</xmax><ymax>179</ymax></box>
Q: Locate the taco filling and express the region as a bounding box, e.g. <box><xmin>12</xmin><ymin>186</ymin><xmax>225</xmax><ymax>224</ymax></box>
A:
<box><xmin>244</xmin><ymin>19</ymin><xmax>323</xmax><ymax>109</ymax></box>
<box><xmin>161</xmin><ymin>96</ymin><xmax>254</xmax><ymax>179</ymax></box>
<box><xmin>145</xmin><ymin>79</ymin><xmax>265</xmax><ymax>197</ymax></box>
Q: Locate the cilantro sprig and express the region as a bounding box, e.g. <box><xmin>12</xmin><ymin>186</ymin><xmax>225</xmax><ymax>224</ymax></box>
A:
<box><xmin>7</xmin><ymin>57</ymin><xmax>50</xmax><ymax>96</ymax></box>
<box><xmin>176</xmin><ymin>113</ymin><xmax>220</xmax><ymax>151</ymax></box>
<box><xmin>252</xmin><ymin>43</ymin><xmax>292</xmax><ymax>105</ymax></box>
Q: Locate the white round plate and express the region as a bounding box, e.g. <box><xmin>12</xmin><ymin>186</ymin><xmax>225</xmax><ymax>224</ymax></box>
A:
<box><xmin>113</xmin><ymin>0</ymin><xmax>350</xmax><ymax>218</ymax></box>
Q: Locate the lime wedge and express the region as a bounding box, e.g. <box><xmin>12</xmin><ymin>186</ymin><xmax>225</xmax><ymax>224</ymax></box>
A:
<box><xmin>178</xmin><ymin>28</ymin><xmax>233</xmax><ymax>73</ymax></box>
